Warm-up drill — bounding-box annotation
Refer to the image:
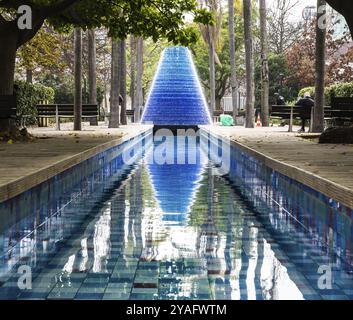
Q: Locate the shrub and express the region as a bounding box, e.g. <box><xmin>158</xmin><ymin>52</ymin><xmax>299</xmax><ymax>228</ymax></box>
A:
<box><xmin>14</xmin><ymin>81</ymin><xmax>54</xmax><ymax>125</ymax></box>
<box><xmin>299</xmin><ymin>82</ymin><xmax>353</xmax><ymax>105</ymax></box>
<box><xmin>40</xmin><ymin>74</ymin><xmax>105</xmax><ymax>106</ymax></box>
<box><xmin>298</xmin><ymin>87</ymin><xmax>315</xmax><ymax>98</ymax></box>
<box><xmin>328</xmin><ymin>82</ymin><xmax>353</xmax><ymax>99</ymax></box>
<box><xmin>39</xmin><ymin>74</ymin><xmax>74</xmax><ymax>104</ymax></box>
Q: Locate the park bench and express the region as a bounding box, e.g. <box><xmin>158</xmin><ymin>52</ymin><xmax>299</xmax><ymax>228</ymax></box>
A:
<box><xmin>126</xmin><ymin>109</ymin><xmax>135</xmax><ymax>122</ymax></box>
<box><xmin>271</xmin><ymin>104</ymin><xmax>336</xmax><ymax>132</ymax></box>
<box><xmin>329</xmin><ymin>97</ymin><xmax>353</xmax><ymax>126</ymax></box>
<box><xmin>36</xmin><ymin>104</ymin><xmax>99</xmax><ymax>130</ymax></box>
<box><xmin>270</xmin><ymin>105</ymin><xmax>314</xmax><ymax>132</ymax></box>
<box><xmin>103</xmin><ymin>109</ymin><xmax>136</xmax><ymax>123</ymax></box>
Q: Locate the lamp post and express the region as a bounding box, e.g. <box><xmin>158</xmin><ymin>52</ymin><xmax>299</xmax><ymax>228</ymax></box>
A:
<box><xmin>303</xmin><ymin>5</ymin><xmax>316</xmax><ymax>31</ymax></box>
<box><xmin>303</xmin><ymin>5</ymin><xmax>316</xmax><ymax>20</ymax></box>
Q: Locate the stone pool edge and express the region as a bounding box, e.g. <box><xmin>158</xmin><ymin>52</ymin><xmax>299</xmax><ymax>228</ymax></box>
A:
<box><xmin>0</xmin><ymin>126</ymin><xmax>153</xmax><ymax>204</ymax></box>
<box><xmin>201</xmin><ymin>126</ymin><xmax>353</xmax><ymax>209</ymax></box>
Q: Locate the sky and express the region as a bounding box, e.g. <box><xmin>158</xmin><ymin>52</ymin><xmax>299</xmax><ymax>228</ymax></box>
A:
<box><xmin>191</xmin><ymin>1</ymin><xmax>340</xmax><ymax>24</ymax></box>
<box><xmin>267</xmin><ymin>0</ymin><xmax>317</xmax><ymax>22</ymax></box>
<box><xmin>217</xmin><ymin>0</ymin><xmax>318</xmax><ymax>21</ymax></box>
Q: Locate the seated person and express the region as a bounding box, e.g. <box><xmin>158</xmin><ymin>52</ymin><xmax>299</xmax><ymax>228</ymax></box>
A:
<box><xmin>295</xmin><ymin>92</ymin><xmax>314</xmax><ymax>133</ymax></box>
<box><xmin>274</xmin><ymin>93</ymin><xmax>286</xmax><ymax>127</ymax></box>
<box><xmin>274</xmin><ymin>93</ymin><xmax>286</xmax><ymax>106</ymax></box>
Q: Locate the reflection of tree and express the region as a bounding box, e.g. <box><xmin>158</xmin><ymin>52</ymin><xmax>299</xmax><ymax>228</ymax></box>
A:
<box><xmin>225</xmin><ymin>188</ymin><xmax>244</xmax><ymax>300</ymax></box>
<box><xmin>130</xmin><ymin>169</ymin><xmax>143</xmax><ymax>259</ymax></box>
<box><xmin>255</xmin><ymin>237</ymin><xmax>264</xmax><ymax>298</ymax></box>
<box><xmin>242</xmin><ymin>221</ymin><xmax>258</xmax><ymax>300</ymax></box>
<box><xmin>112</xmin><ymin>183</ymin><xmax>126</xmax><ymax>255</ymax></box>
<box><xmin>139</xmin><ymin>166</ymin><xmax>160</xmax><ymax>262</ymax></box>
<box><xmin>92</xmin><ymin>207</ymin><xmax>112</xmax><ymax>273</ymax></box>
<box><xmin>196</xmin><ymin>167</ymin><xmax>223</xmax><ymax>299</ymax></box>
<box><xmin>268</xmin><ymin>259</ymin><xmax>281</xmax><ymax>300</ymax></box>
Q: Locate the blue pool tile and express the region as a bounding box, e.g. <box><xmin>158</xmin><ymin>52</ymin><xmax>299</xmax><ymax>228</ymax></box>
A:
<box><xmin>75</xmin><ymin>292</ymin><xmax>104</xmax><ymax>300</ymax></box>
<box><xmin>1</xmin><ymin>132</ymin><xmax>353</xmax><ymax>302</ymax></box>
<box><xmin>103</xmin><ymin>293</ymin><xmax>130</xmax><ymax>300</ymax></box>
<box><xmin>130</xmin><ymin>293</ymin><xmax>158</xmax><ymax>300</ymax></box>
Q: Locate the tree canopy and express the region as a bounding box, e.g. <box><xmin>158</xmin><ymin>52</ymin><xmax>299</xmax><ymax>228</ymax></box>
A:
<box><xmin>0</xmin><ymin>0</ymin><xmax>213</xmax><ymax>46</ymax></box>
<box><xmin>0</xmin><ymin>0</ymin><xmax>213</xmax><ymax>97</ymax></box>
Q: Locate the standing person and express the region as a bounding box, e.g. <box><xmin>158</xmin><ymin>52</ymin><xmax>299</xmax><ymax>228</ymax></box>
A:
<box><xmin>295</xmin><ymin>92</ymin><xmax>314</xmax><ymax>133</ymax></box>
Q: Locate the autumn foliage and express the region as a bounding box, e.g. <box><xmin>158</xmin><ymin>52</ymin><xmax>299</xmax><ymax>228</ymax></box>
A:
<box><xmin>285</xmin><ymin>20</ymin><xmax>353</xmax><ymax>91</ymax></box>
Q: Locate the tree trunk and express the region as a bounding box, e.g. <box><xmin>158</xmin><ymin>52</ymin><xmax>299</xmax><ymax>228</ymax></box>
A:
<box><xmin>228</xmin><ymin>0</ymin><xmax>239</xmax><ymax>123</ymax></box>
<box><xmin>313</xmin><ymin>0</ymin><xmax>327</xmax><ymax>133</ymax></box>
<box><xmin>216</xmin><ymin>97</ymin><xmax>222</xmax><ymax>110</ymax></box>
<box><xmin>130</xmin><ymin>35</ymin><xmax>136</xmax><ymax>119</ymax></box>
<box><xmin>83</xmin><ymin>77</ymin><xmax>87</xmax><ymax>104</ymax></box>
<box><xmin>259</xmin><ymin>0</ymin><xmax>270</xmax><ymax>127</ymax></box>
<box><xmin>109</xmin><ymin>39</ymin><xmax>120</xmax><ymax>128</ymax></box>
<box><xmin>88</xmin><ymin>29</ymin><xmax>98</xmax><ymax>126</ymax></box>
<box><xmin>243</xmin><ymin>0</ymin><xmax>255</xmax><ymax>128</ymax></box>
<box><xmin>0</xmin><ymin>30</ymin><xmax>18</xmax><ymax>96</ymax></box>
<box><xmin>74</xmin><ymin>28</ymin><xmax>82</xmax><ymax>131</ymax></box>
<box><xmin>120</xmin><ymin>39</ymin><xmax>127</xmax><ymax>125</ymax></box>
<box><xmin>209</xmin><ymin>28</ymin><xmax>216</xmax><ymax>120</ymax></box>
<box><xmin>134</xmin><ymin>36</ymin><xmax>143</xmax><ymax>123</ymax></box>
<box><xmin>104</xmin><ymin>82</ymin><xmax>108</xmax><ymax>113</ymax></box>
<box><xmin>0</xmin><ymin>30</ymin><xmax>18</xmax><ymax>130</ymax></box>
<box><xmin>26</xmin><ymin>69</ymin><xmax>33</xmax><ymax>83</ymax></box>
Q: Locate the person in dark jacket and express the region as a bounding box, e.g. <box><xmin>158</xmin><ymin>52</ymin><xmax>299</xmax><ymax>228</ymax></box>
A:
<box><xmin>274</xmin><ymin>93</ymin><xmax>285</xmax><ymax>106</ymax></box>
<box><xmin>295</xmin><ymin>92</ymin><xmax>314</xmax><ymax>132</ymax></box>
<box><xmin>274</xmin><ymin>93</ymin><xmax>286</xmax><ymax>126</ymax></box>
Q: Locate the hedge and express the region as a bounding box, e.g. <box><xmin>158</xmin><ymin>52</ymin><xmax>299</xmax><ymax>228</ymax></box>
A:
<box><xmin>299</xmin><ymin>82</ymin><xmax>353</xmax><ymax>106</ymax></box>
<box><xmin>14</xmin><ymin>81</ymin><xmax>55</xmax><ymax>125</ymax></box>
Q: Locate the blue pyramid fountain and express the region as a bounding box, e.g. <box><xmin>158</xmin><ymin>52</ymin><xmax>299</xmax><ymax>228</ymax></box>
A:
<box><xmin>141</xmin><ymin>46</ymin><xmax>212</xmax><ymax>126</ymax></box>
<box><xmin>146</xmin><ymin>137</ymin><xmax>207</xmax><ymax>222</ymax></box>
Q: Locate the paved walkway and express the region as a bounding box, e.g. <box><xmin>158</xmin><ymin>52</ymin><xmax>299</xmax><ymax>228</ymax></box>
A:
<box><xmin>204</xmin><ymin>125</ymin><xmax>353</xmax><ymax>209</ymax></box>
<box><xmin>0</xmin><ymin>123</ymin><xmax>152</xmax><ymax>203</ymax></box>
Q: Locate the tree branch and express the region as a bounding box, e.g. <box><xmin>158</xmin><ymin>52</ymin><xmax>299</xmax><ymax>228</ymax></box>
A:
<box><xmin>0</xmin><ymin>13</ymin><xmax>7</xmax><ymax>26</ymax></box>
<box><xmin>1</xmin><ymin>0</ymin><xmax>82</xmax><ymax>48</ymax></box>
<box><xmin>0</xmin><ymin>0</ymin><xmax>34</xmax><ymax>9</ymax></box>
<box><xmin>0</xmin><ymin>0</ymin><xmax>80</xmax><ymax>18</ymax></box>
<box><xmin>41</xmin><ymin>0</ymin><xmax>81</xmax><ymax>17</ymax></box>
<box><xmin>17</xmin><ymin>9</ymin><xmax>45</xmax><ymax>48</ymax></box>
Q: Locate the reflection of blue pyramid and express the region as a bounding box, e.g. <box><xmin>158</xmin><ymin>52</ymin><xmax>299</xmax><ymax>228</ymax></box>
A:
<box><xmin>141</xmin><ymin>46</ymin><xmax>212</xmax><ymax>125</ymax></box>
<box><xmin>146</xmin><ymin>138</ymin><xmax>206</xmax><ymax>221</ymax></box>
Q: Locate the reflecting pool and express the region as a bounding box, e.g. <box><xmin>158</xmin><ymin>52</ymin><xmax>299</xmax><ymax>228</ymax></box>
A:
<box><xmin>0</xmin><ymin>130</ymin><xmax>352</xmax><ymax>300</ymax></box>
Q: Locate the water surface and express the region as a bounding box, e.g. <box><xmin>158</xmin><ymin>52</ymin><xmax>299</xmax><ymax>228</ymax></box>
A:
<box><xmin>0</xmin><ymin>132</ymin><xmax>352</xmax><ymax>300</ymax></box>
